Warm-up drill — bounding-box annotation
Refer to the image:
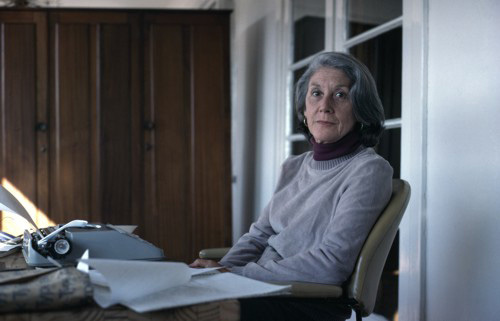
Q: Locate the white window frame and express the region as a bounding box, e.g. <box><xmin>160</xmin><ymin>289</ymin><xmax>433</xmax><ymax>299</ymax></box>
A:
<box><xmin>399</xmin><ymin>0</ymin><xmax>428</xmax><ymax>320</ymax></box>
<box><xmin>280</xmin><ymin>0</ymin><xmax>403</xmax><ymax>157</ymax></box>
<box><xmin>274</xmin><ymin>1</ymin><xmax>428</xmax><ymax>320</ymax></box>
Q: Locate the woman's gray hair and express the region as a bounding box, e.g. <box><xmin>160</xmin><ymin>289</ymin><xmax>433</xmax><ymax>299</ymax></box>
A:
<box><xmin>295</xmin><ymin>51</ymin><xmax>385</xmax><ymax>147</ymax></box>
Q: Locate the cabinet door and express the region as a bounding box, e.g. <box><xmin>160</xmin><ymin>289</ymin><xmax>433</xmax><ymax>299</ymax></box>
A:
<box><xmin>0</xmin><ymin>11</ymin><xmax>48</xmax><ymax>234</ymax></box>
<box><xmin>144</xmin><ymin>13</ymin><xmax>232</xmax><ymax>262</ymax></box>
<box><xmin>49</xmin><ymin>12</ymin><xmax>142</xmax><ymax>226</ymax></box>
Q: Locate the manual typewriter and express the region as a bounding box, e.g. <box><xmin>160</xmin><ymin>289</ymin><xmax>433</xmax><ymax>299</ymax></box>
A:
<box><xmin>22</xmin><ymin>220</ymin><xmax>165</xmax><ymax>267</ymax></box>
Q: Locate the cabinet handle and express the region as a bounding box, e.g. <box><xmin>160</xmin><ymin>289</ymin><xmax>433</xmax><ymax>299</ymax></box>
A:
<box><xmin>36</xmin><ymin>122</ymin><xmax>48</xmax><ymax>132</ymax></box>
<box><xmin>143</xmin><ymin>121</ymin><xmax>155</xmax><ymax>130</ymax></box>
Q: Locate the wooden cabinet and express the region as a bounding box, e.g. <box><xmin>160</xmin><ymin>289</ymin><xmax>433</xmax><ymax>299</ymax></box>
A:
<box><xmin>0</xmin><ymin>9</ymin><xmax>231</xmax><ymax>263</ymax></box>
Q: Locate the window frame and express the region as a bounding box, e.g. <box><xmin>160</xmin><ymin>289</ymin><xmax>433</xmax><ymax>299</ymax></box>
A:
<box><xmin>282</xmin><ymin>0</ymin><xmax>403</xmax><ymax>157</ymax></box>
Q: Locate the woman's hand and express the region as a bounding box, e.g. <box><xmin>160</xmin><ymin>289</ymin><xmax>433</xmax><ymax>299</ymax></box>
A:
<box><xmin>189</xmin><ymin>259</ymin><xmax>222</xmax><ymax>268</ymax></box>
<box><xmin>189</xmin><ymin>259</ymin><xmax>229</xmax><ymax>272</ymax></box>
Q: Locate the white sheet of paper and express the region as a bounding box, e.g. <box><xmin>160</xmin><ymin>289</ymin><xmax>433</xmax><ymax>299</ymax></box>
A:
<box><xmin>76</xmin><ymin>249</ymin><xmax>90</xmax><ymax>273</ymax></box>
<box><xmin>80</xmin><ymin>258</ymin><xmax>191</xmax><ymax>307</ymax></box>
<box><xmin>124</xmin><ymin>272</ymin><xmax>290</xmax><ymax>313</ymax></box>
<box><xmin>81</xmin><ymin>258</ymin><xmax>290</xmax><ymax>313</ymax></box>
<box><xmin>189</xmin><ymin>267</ymin><xmax>222</xmax><ymax>276</ymax></box>
<box><xmin>0</xmin><ymin>185</ymin><xmax>38</xmax><ymax>229</ymax></box>
<box><xmin>89</xmin><ymin>270</ymin><xmax>109</xmax><ymax>287</ymax></box>
<box><xmin>88</xmin><ymin>259</ymin><xmax>203</xmax><ymax>288</ymax></box>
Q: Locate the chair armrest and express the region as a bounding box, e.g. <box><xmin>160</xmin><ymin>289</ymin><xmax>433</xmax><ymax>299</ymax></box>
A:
<box><xmin>199</xmin><ymin>247</ymin><xmax>230</xmax><ymax>260</ymax></box>
<box><xmin>270</xmin><ymin>281</ymin><xmax>343</xmax><ymax>298</ymax></box>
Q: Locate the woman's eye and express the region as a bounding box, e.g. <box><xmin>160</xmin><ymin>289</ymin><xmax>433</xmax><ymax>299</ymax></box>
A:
<box><xmin>335</xmin><ymin>92</ymin><xmax>347</xmax><ymax>99</ymax></box>
<box><xmin>311</xmin><ymin>90</ymin><xmax>321</xmax><ymax>97</ymax></box>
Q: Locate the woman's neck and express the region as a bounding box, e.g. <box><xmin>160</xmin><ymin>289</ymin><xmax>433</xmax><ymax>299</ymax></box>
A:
<box><xmin>311</xmin><ymin>129</ymin><xmax>361</xmax><ymax>161</ymax></box>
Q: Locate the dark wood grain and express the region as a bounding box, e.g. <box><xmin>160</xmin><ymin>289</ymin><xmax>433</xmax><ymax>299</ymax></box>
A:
<box><xmin>0</xmin><ymin>300</ymin><xmax>239</xmax><ymax>321</ymax></box>
<box><xmin>34</xmin><ymin>12</ymin><xmax>50</xmax><ymax>227</ymax></box>
<box><xmin>190</xmin><ymin>23</ymin><xmax>232</xmax><ymax>257</ymax></box>
<box><xmin>144</xmin><ymin>21</ymin><xmax>191</xmax><ymax>262</ymax></box>
<box><xmin>50</xmin><ymin>21</ymin><xmax>92</xmax><ymax>223</ymax></box>
<box><xmin>49</xmin><ymin>12</ymin><xmax>142</xmax><ymax>227</ymax></box>
<box><xmin>0</xmin><ymin>14</ymin><xmax>41</xmax><ymax>230</ymax></box>
<box><xmin>0</xmin><ymin>9</ymin><xmax>231</xmax><ymax>264</ymax></box>
<box><xmin>143</xmin><ymin>13</ymin><xmax>232</xmax><ymax>262</ymax></box>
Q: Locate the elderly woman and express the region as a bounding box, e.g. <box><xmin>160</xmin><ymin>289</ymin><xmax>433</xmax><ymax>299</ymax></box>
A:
<box><xmin>191</xmin><ymin>52</ymin><xmax>393</xmax><ymax>321</ymax></box>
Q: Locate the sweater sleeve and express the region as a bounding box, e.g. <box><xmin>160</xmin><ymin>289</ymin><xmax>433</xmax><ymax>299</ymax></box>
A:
<box><xmin>219</xmin><ymin>203</ymin><xmax>274</xmax><ymax>267</ymax></box>
<box><xmin>229</xmin><ymin>157</ymin><xmax>393</xmax><ymax>285</ymax></box>
<box><xmin>219</xmin><ymin>156</ymin><xmax>300</xmax><ymax>268</ymax></box>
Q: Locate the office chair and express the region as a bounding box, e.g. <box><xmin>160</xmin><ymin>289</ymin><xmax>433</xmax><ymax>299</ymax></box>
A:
<box><xmin>199</xmin><ymin>179</ymin><xmax>411</xmax><ymax>321</ymax></box>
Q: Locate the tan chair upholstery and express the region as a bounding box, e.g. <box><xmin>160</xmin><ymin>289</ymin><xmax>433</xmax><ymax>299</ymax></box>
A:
<box><xmin>199</xmin><ymin>179</ymin><xmax>411</xmax><ymax>321</ymax></box>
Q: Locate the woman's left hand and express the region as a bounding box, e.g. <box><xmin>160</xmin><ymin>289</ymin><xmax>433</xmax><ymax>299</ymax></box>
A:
<box><xmin>189</xmin><ymin>258</ymin><xmax>222</xmax><ymax>268</ymax></box>
<box><xmin>189</xmin><ymin>259</ymin><xmax>230</xmax><ymax>272</ymax></box>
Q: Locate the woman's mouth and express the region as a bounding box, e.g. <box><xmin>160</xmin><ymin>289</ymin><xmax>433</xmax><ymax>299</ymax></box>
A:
<box><xmin>315</xmin><ymin>120</ymin><xmax>336</xmax><ymax>125</ymax></box>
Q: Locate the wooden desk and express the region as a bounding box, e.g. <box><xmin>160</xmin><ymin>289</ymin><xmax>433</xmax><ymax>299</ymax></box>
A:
<box><xmin>0</xmin><ymin>301</ymin><xmax>239</xmax><ymax>321</ymax></box>
<box><xmin>0</xmin><ymin>250</ymin><xmax>239</xmax><ymax>321</ymax></box>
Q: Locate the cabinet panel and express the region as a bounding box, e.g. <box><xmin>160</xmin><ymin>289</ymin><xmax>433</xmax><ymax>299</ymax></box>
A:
<box><xmin>49</xmin><ymin>12</ymin><xmax>141</xmax><ymax>226</ymax></box>
<box><xmin>144</xmin><ymin>23</ymin><xmax>191</xmax><ymax>261</ymax></box>
<box><xmin>0</xmin><ymin>12</ymin><xmax>48</xmax><ymax>233</ymax></box>
<box><xmin>1</xmin><ymin>24</ymin><xmax>37</xmax><ymax>196</ymax></box>
<box><xmin>98</xmin><ymin>22</ymin><xmax>141</xmax><ymax>227</ymax></box>
<box><xmin>190</xmin><ymin>24</ymin><xmax>232</xmax><ymax>255</ymax></box>
<box><xmin>50</xmin><ymin>22</ymin><xmax>92</xmax><ymax>223</ymax></box>
<box><xmin>144</xmin><ymin>13</ymin><xmax>232</xmax><ymax>262</ymax></box>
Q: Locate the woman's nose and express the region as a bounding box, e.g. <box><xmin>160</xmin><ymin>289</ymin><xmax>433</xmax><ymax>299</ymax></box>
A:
<box><xmin>318</xmin><ymin>98</ymin><xmax>334</xmax><ymax>113</ymax></box>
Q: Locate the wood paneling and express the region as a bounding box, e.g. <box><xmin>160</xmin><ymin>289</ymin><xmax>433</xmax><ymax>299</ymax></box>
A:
<box><xmin>190</xmin><ymin>24</ymin><xmax>232</xmax><ymax>255</ymax></box>
<box><xmin>142</xmin><ymin>12</ymin><xmax>232</xmax><ymax>262</ymax></box>
<box><xmin>49</xmin><ymin>12</ymin><xmax>142</xmax><ymax>227</ymax></box>
<box><xmin>0</xmin><ymin>12</ymin><xmax>48</xmax><ymax>228</ymax></box>
<box><xmin>98</xmin><ymin>22</ymin><xmax>141</xmax><ymax>227</ymax></box>
<box><xmin>50</xmin><ymin>22</ymin><xmax>92</xmax><ymax>223</ymax></box>
<box><xmin>1</xmin><ymin>24</ymin><xmax>37</xmax><ymax>197</ymax></box>
<box><xmin>0</xmin><ymin>9</ymin><xmax>231</xmax><ymax>263</ymax></box>
<box><xmin>144</xmin><ymin>22</ymin><xmax>191</xmax><ymax>261</ymax></box>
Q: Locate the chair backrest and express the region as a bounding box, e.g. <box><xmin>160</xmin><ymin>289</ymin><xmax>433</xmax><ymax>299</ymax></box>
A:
<box><xmin>346</xmin><ymin>179</ymin><xmax>411</xmax><ymax>317</ymax></box>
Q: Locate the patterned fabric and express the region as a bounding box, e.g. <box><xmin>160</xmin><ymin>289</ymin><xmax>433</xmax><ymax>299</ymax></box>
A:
<box><xmin>0</xmin><ymin>251</ymin><xmax>93</xmax><ymax>313</ymax></box>
<box><xmin>0</xmin><ymin>299</ymin><xmax>239</xmax><ymax>320</ymax></box>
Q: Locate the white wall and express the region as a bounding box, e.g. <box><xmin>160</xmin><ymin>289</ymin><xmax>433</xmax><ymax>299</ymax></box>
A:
<box><xmin>426</xmin><ymin>0</ymin><xmax>500</xmax><ymax>319</ymax></box>
<box><xmin>231</xmin><ymin>0</ymin><xmax>281</xmax><ymax>240</ymax></box>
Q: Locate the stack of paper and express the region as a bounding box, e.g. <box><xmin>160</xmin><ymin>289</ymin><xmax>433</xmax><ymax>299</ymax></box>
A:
<box><xmin>78</xmin><ymin>258</ymin><xmax>290</xmax><ymax>313</ymax></box>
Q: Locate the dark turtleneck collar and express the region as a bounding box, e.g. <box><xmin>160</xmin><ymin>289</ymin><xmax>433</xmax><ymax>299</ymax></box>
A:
<box><xmin>311</xmin><ymin>129</ymin><xmax>362</xmax><ymax>161</ymax></box>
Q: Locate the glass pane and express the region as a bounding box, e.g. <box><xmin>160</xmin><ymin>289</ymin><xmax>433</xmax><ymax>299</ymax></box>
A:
<box><xmin>347</xmin><ymin>0</ymin><xmax>402</xmax><ymax>38</ymax></box>
<box><xmin>375</xmin><ymin>127</ymin><xmax>401</xmax><ymax>178</ymax></box>
<box><xmin>292</xmin><ymin>0</ymin><xmax>325</xmax><ymax>62</ymax></box>
<box><xmin>349</xmin><ymin>27</ymin><xmax>402</xmax><ymax>119</ymax></box>
<box><xmin>291</xmin><ymin>140</ymin><xmax>311</xmax><ymax>155</ymax></box>
<box><xmin>291</xmin><ymin>67</ymin><xmax>307</xmax><ymax>134</ymax></box>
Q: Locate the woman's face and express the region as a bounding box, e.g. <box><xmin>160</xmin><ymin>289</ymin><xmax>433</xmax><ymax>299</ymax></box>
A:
<box><xmin>304</xmin><ymin>67</ymin><xmax>357</xmax><ymax>144</ymax></box>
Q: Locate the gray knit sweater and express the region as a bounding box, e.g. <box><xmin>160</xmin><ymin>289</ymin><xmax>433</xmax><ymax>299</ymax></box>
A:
<box><xmin>220</xmin><ymin>147</ymin><xmax>393</xmax><ymax>285</ymax></box>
